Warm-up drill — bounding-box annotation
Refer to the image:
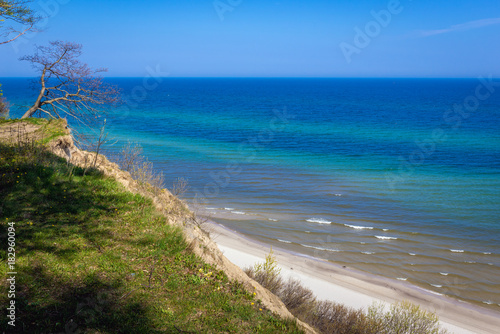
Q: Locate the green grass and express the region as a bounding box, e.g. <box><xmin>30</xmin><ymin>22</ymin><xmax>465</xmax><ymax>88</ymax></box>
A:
<box><xmin>0</xmin><ymin>120</ymin><xmax>303</xmax><ymax>333</ymax></box>
<box><xmin>0</xmin><ymin>118</ymin><xmax>68</xmax><ymax>145</ymax></box>
<box><xmin>0</xmin><ymin>117</ymin><xmax>47</xmax><ymax>126</ymax></box>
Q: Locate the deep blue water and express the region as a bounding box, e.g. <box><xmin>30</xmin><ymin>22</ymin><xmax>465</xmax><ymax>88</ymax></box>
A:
<box><xmin>2</xmin><ymin>77</ymin><xmax>500</xmax><ymax>308</ymax></box>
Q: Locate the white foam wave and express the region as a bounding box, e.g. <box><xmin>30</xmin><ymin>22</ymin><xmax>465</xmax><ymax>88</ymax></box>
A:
<box><xmin>344</xmin><ymin>224</ymin><xmax>373</xmax><ymax>230</ymax></box>
<box><xmin>483</xmin><ymin>252</ymin><xmax>492</xmax><ymax>255</ymax></box>
<box><xmin>409</xmin><ymin>253</ymin><xmax>416</xmax><ymax>256</ymax></box>
<box><xmin>375</xmin><ymin>236</ymin><xmax>397</xmax><ymax>240</ymax></box>
<box><xmin>231</xmin><ymin>211</ymin><xmax>246</xmax><ymax>215</ymax></box>
<box><xmin>430</xmin><ymin>284</ymin><xmax>442</xmax><ymax>288</ymax></box>
<box><xmin>360</xmin><ymin>242</ymin><xmax>366</xmax><ymax>244</ymax></box>
<box><xmin>278</xmin><ymin>239</ymin><xmax>292</xmax><ymax>244</ymax></box>
<box><xmin>383</xmin><ymin>229</ymin><xmax>389</xmax><ymax>231</ymax></box>
<box><xmin>440</xmin><ymin>272</ymin><xmax>449</xmax><ymax>276</ymax></box>
<box><xmin>305</xmin><ymin>231</ymin><xmax>311</xmax><ymax>233</ymax></box>
<box><xmin>483</xmin><ymin>301</ymin><xmax>494</xmax><ymax>305</ymax></box>
<box><xmin>450</xmin><ymin>249</ymin><xmax>464</xmax><ymax>253</ymax></box>
<box><xmin>306</xmin><ymin>218</ymin><xmax>331</xmax><ymax>224</ymax></box>
<box><xmin>427</xmin><ymin>290</ymin><xmax>444</xmax><ymax>296</ymax></box>
<box><xmin>362</xmin><ymin>251</ymin><xmax>375</xmax><ymax>255</ymax></box>
<box><xmin>268</xmin><ymin>218</ymin><xmax>278</xmax><ymax>222</ymax></box>
<box><xmin>397</xmin><ymin>277</ymin><xmax>407</xmax><ymax>281</ymax></box>
<box><xmin>224</xmin><ymin>207</ymin><xmax>235</xmax><ymax>211</ymax></box>
<box><xmin>465</xmin><ymin>261</ymin><xmax>476</xmax><ymax>264</ymax></box>
<box><xmin>300</xmin><ymin>244</ymin><xmax>339</xmax><ymax>252</ymax></box>
<box><xmin>205</xmin><ymin>207</ymin><xmax>217</xmax><ymax>210</ymax></box>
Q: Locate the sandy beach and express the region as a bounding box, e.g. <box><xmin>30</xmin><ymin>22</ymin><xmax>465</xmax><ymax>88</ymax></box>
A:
<box><xmin>207</xmin><ymin>221</ymin><xmax>500</xmax><ymax>334</ymax></box>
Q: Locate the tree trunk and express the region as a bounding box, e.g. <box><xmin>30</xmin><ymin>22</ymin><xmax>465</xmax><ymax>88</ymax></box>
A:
<box><xmin>21</xmin><ymin>86</ymin><xmax>45</xmax><ymax>118</ymax></box>
<box><xmin>21</xmin><ymin>106</ymin><xmax>39</xmax><ymax>119</ymax></box>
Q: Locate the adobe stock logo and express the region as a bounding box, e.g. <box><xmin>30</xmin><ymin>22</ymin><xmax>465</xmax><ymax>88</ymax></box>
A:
<box><xmin>339</xmin><ymin>0</ymin><xmax>409</xmax><ymax>64</ymax></box>
<box><xmin>213</xmin><ymin>0</ymin><xmax>243</xmax><ymax>21</ymax></box>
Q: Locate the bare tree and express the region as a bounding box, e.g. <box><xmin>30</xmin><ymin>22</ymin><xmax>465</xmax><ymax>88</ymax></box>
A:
<box><xmin>0</xmin><ymin>0</ymin><xmax>40</xmax><ymax>45</ymax></box>
<box><xmin>20</xmin><ymin>40</ymin><xmax>121</xmax><ymax>121</ymax></box>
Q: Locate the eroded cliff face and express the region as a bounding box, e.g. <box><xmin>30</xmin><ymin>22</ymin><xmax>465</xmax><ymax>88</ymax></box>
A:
<box><xmin>45</xmin><ymin>121</ymin><xmax>317</xmax><ymax>334</ymax></box>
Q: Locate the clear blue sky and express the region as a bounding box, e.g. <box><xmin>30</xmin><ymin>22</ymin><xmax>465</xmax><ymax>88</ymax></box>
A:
<box><xmin>0</xmin><ymin>0</ymin><xmax>499</xmax><ymax>77</ymax></box>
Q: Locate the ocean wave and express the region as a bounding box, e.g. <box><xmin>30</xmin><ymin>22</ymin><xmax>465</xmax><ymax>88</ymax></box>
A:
<box><xmin>305</xmin><ymin>231</ymin><xmax>311</xmax><ymax>233</ymax></box>
<box><xmin>278</xmin><ymin>239</ymin><xmax>292</xmax><ymax>244</ymax></box>
<box><xmin>450</xmin><ymin>249</ymin><xmax>464</xmax><ymax>253</ymax></box>
<box><xmin>224</xmin><ymin>207</ymin><xmax>235</xmax><ymax>211</ymax></box>
<box><xmin>430</xmin><ymin>284</ymin><xmax>442</xmax><ymax>288</ymax></box>
<box><xmin>206</xmin><ymin>207</ymin><xmax>217</xmax><ymax>210</ymax></box>
<box><xmin>426</xmin><ymin>290</ymin><xmax>444</xmax><ymax>296</ymax></box>
<box><xmin>440</xmin><ymin>272</ymin><xmax>449</xmax><ymax>276</ymax></box>
<box><xmin>268</xmin><ymin>218</ymin><xmax>278</xmax><ymax>222</ymax></box>
<box><xmin>409</xmin><ymin>253</ymin><xmax>416</xmax><ymax>256</ymax></box>
<box><xmin>383</xmin><ymin>229</ymin><xmax>389</xmax><ymax>231</ymax></box>
<box><xmin>231</xmin><ymin>211</ymin><xmax>246</xmax><ymax>215</ymax></box>
<box><xmin>306</xmin><ymin>218</ymin><xmax>332</xmax><ymax>224</ymax></box>
<box><xmin>344</xmin><ymin>224</ymin><xmax>373</xmax><ymax>230</ymax></box>
<box><xmin>375</xmin><ymin>236</ymin><xmax>397</xmax><ymax>240</ymax></box>
<box><xmin>300</xmin><ymin>244</ymin><xmax>339</xmax><ymax>252</ymax></box>
<box><xmin>362</xmin><ymin>251</ymin><xmax>375</xmax><ymax>255</ymax></box>
<box><xmin>397</xmin><ymin>277</ymin><xmax>407</xmax><ymax>281</ymax></box>
<box><xmin>483</xmin><ymin>252</ymin><xmax>492</xmax><ymax>255</ymax></box>
<box><xmin>483</xmin><ymin>301</ymin><xmax>493</xmax><ymax>305</ymax></box>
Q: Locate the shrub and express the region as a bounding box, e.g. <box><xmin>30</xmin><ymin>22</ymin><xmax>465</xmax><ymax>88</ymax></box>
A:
<box><xmin>246</xmin><ymin>250</ymin><xmax>450</xmax><ymax>334</ymax></box>
<box><xmin>307</xmin><ymin>300</ymin><xmax>368</xmax><ymax>334</ymax></box>
<box><xmin>278</xmin><ymin>277</ymin><xmax>316</xmax><ymax>312</ymax></box>
<box><xmin>245</xmin><ymin>248</ymin><xmax>283</xmax><ymax>295</ymax></box>
<box><xmin>117</xmin><ymin>141</ymin><xmax>165</xmax><ymax>196</ymax></box>
<box><xmin>120</xmin><ymin>141</ymin><xmax>143</xmax><ymax>172</ymax></box>
<box><xmin>367</xmin><ymin>301</ymin><xmax>450</xmax><ymax>334</ymax></box>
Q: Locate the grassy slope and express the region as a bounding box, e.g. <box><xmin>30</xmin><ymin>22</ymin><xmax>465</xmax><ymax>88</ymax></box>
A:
<box><xmin>0</xmin><ymin>119</ymin><xmax>303</xmax><ymax>333</ymax></box>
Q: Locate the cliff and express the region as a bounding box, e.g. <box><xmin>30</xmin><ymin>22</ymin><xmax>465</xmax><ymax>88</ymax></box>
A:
<box><xmin>0</xmin><ymin>118</ymin><xmax>316</xmax><ymax>333</ymax></box>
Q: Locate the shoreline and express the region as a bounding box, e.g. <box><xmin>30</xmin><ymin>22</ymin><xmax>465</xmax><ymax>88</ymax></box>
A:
<box><xmin>207</xmin><ymin>220</ymin><xmax>500</xmax><ymax>334</ymax></box>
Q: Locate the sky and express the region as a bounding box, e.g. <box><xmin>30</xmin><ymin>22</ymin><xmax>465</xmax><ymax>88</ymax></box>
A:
<box><xmin>0</xmin><ymin>0</ymin><xmax>499</xmax><ymax>77</ymax></box>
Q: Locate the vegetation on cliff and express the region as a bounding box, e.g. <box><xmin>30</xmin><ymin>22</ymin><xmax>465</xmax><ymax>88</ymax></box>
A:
<box><xmin>0</xmin><ymin>118</ymin><xmax>303</xmax><ymax>333</ymax></box>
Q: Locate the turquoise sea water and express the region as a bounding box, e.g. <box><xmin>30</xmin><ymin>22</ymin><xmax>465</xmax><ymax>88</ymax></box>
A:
<box><xmin>3</xmin><ymin>77</ymin><xmax>500</xmax><ymax>310</ymax></box>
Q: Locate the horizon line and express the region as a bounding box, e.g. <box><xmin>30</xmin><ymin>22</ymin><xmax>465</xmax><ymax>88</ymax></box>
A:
<box><xmin>0</xmin><ymin>76</ymin><xmax>494</xmax><ymax>80</ymax></box>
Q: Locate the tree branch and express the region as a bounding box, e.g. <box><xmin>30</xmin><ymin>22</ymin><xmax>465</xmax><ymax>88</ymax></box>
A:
<box><xmin>20</xmin><ymin>40</ymin><xmax>121</xmax><ymax>120</ymax></box>
<box><xmin>0</xmin><ymin>22</ymin><xmax>33</xmax><ymax>45</ymax></box>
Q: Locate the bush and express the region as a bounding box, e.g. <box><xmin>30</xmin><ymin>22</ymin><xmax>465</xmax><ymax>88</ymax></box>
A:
<box><xmin>120</xmin><ymin>141</ymin><xmax>143</xmax><ymax>173</ymax></box>
<box><xmin>367</xmin><ymin>301</ymin><xmax>450</xmax><ymax>334</ymax></box>
<box><xmin>279</xmin><ymin>277</ymin><xmax>316</xmax><ymax>312</ymax></box>
<box><xmin>305</xmin><ymin>300</ymin><xmax>369</xmax><ymax>334</ymax></box>
<box><xmin>246</xmin><ymin>250</ymin><xmax>450</xmax><ymax>334</ymax></box>
<box><xmin>245</xmin><ymin>248</ymin><xmax>283</xmax><ymax>295</ymax></box>
<box><xmin>117</xmin><ymin>141</ymin><xmax>165</xmax><ymax>196</ymax></box>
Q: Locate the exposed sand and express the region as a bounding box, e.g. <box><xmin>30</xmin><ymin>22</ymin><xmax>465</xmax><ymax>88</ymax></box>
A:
<box><xmin>207</xmin><ymin>221</ymin><xmax>500</xmax><ymax>334</ymax></box>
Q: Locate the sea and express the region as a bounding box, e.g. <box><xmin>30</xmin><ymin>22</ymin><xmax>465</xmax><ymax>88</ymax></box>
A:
<box><xmin>2</xmin><ymin>77</ymin><xmax>500</xmax><ymax>311</ymax></box>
